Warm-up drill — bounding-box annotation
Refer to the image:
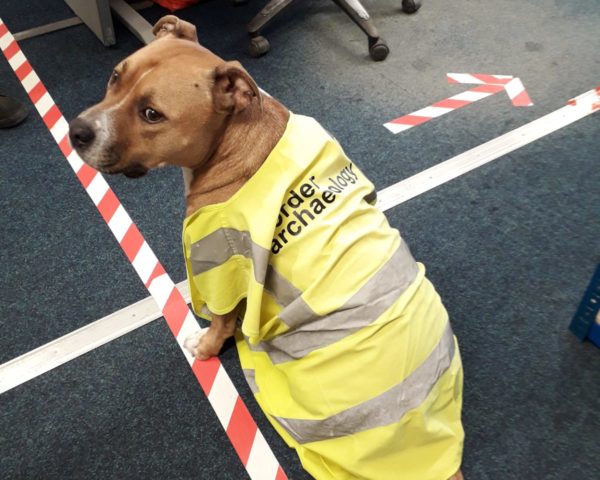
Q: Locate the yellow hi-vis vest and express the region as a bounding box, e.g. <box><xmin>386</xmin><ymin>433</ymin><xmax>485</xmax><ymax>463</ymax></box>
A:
<box><xmin>183</xmin><ymin>113</ymin><xmax>464</xmax><ymax>480</ymax></box>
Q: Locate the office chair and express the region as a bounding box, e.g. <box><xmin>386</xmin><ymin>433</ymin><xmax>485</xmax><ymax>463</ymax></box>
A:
<box><xmin>236</xmin><ymin>0</ymin><xmax>422</xmax><ymax>61</ymax></box>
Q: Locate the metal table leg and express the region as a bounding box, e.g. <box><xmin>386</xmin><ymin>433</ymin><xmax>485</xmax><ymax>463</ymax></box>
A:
<box><xmin>12</xmin><ymin>1</ymin><xmax>153</xmax><ymax>46</ymax></box>
<box><xmin>109</xmin><ymin>0</ymin><xmax>154</xmax><ymax>45</ymax></box>
<box><xmin>64</xmin><ymin>0</ymin><xmax>115</xmax><ymax>45</ymax></box>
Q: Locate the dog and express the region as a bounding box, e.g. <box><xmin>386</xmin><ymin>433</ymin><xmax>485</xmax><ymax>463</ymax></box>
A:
<box><xmin>69</xmin><ymin>16</ymin><xmax>464</xmax><ymax>480</ymax></box>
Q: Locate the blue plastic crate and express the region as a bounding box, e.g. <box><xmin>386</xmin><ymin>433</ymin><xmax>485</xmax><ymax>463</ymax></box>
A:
<box><xmin>569</xmin><ymin>264</ymin><xmax>600</xmax><ymax>348</ymax></box>
<box><xmin>587</xmin><ymin>314</ymin><xmax>600</xmax><ymax>348</ymax></box>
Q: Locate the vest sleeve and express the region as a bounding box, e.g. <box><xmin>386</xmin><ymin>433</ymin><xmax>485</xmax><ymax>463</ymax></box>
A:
<box><xmin>183</xmin><ymin>211</ymin><xmax>254</xmax><ymax>321</ymax></box>
<box><xmin>188</xmin><ymin>254</ymin><xmax>253</xmax><ymax>322</ymax></box>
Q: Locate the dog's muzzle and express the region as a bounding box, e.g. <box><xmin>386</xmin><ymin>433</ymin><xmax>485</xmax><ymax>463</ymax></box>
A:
<box><xmin>68</xmin><ymin>116</ymin><xmax>147</xmax><ymax>178</ymax></box>
<box><xmin>69</xmin><ymin>117</ymin><xmax>96</xmax><ymax>152</ymax></box>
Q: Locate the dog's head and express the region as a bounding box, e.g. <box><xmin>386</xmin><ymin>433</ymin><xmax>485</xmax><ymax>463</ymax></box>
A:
<box><xmin>69</xmin><ymin>15</ymin><xmax>261</xmax><ymax>178</ymax></box>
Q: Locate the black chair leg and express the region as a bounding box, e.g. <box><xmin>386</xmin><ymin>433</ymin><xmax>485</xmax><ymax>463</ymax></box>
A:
<box><xmin>330</xmin><ymin>0</ymin><xmax>389</xmax><ymax>61</ymax></box>
<box><xmin>402</xmin><ymin>0</ymin><xmax>422</xmax><ymax>14</ymax></box>
<box><xmin>244</xmin><ymin>0</ymin><xmax>422</xmax><ymax>60</ymax></box>
<box><xmin>247</xmin><ymin>0</ymin><xmax>295</xmax><ymax>57</ymax></box>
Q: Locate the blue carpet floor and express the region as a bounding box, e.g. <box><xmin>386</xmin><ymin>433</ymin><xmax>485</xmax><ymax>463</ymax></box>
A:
<box><xmin>1</xmin><ymin>0</ymin><xmax>599</xmax><ymax>479</ymax></box>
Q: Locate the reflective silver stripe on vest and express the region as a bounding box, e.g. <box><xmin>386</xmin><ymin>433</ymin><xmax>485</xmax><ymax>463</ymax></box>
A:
<box><xmin>265</xmin><ymin>264</ymin><xmax>302</xmax><ymax>306</ymax></box>
<box><xmin>189</xmin><ymin>227</ymin><xmax>419</xmax><ymax>362</ymax></box>
<box><xmin>189</xmin><ymin>228</ymin><xmax>270</xmax><ymax>284</ymax></box>
<box><xmin>189</xmin><ymin>228</ymin><xmax>303</xmax><ymax>307</ymax></box>
<box><xmin>249</xmin><ymin>241</ymin><xmax>418</xmax><ymax>363</ymax></box>
<box><xmin>273</xmin><ymin>321</ymin><xmax>456</xmax><ymax>445</ymax></box>
<box><xmin>243</xmin><ymin>369</ymin><xmax>259</xmax><ymax>394</ymax></box>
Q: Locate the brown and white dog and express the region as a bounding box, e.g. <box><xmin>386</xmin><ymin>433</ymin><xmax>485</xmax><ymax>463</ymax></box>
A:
<box><xmin>69</xmin><ymin>16</ymin><xmax>463</xmax><ymax>480</ymax></box>
<box><xmin>69</xmin><ymin>16</ymin><xmax>289</xmax><ymax>359</ymax></box>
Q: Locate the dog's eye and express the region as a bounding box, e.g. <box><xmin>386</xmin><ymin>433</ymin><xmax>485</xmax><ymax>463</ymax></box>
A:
<box><xmin>109</xmin><ymin>70</ymin><xmax>119</xmax><ymax>85</ymax></box>
<box><xmin>142</xmin><ymin>107</ymin><xmax>163</xmax><ymax>124</ymax></box>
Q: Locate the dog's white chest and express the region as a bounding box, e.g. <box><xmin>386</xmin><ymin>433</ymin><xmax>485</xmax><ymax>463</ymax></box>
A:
<box><xmin>181</xmin><ymin>167</ymin><xmax>194</xmax><ymax>197</ymax></box>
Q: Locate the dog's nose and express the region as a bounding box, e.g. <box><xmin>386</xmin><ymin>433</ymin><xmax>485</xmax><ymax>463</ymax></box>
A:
<box><xmin>69</xmin><ymin>117</ymin><xmax>96</xmax><ymax>151</ymax></box>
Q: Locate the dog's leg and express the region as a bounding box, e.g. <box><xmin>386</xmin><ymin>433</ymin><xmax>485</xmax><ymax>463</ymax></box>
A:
<box><xmin>447</xmin><ymin>470</ymin><xmax>464</xmax><ymax>480</ymax></box>
<box><xmin>184</xmin><ymin>309</ymin><xmax>239</xmax><ymax>360</ymax></box>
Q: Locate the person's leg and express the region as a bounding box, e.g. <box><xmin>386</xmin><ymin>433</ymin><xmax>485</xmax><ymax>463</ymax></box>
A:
<box><xmin>0</xmin><ymin>93</ymin><xmax>28</xmax><ymax>128</ymax></box>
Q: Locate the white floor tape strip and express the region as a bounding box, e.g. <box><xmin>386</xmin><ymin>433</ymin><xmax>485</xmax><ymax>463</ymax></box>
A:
<box><xmin>0</xmin><ymin>282</ymin><xmax>189</xmax><ymax>395</ymax></box>
<box><xmin>377</xmin><ymin>88</ymin><xmax>599</xmax><ymax>211</ymax></box>
<box><xmin>1</xmin><ymin>88</ymin><xmax>598</xmax><ymax>394</ymax></box>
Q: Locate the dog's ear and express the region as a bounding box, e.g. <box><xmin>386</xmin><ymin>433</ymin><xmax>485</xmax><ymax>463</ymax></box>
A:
<box><xmin>212</xmin><ymin>61</ymin><xmax>263</xmax><ymax>115</ymax></box>
<box><xmin>153</xmin><ymin>15</ymin><xmax>198</xmax><ymax>43</ymax></box>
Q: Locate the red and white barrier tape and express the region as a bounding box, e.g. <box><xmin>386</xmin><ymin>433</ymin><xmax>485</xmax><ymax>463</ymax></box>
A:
<box><xmin>446</xmin><ymin>73</ymin><xmax>533</xmax><ymax>107</ymax></box>
<box><xmin>0</xmin><ymin>18</ymin><xmax>286</xmax><ymax>480</ymax></box>
<box><xmin>377</xmin><ymin>86</ymin><xmax>600</xmax><ymax>211</ymax></box>
<box><xmin>385</xmin><ymin>73</ymin><xmax>533</xmax><ymax>134</ymax></box>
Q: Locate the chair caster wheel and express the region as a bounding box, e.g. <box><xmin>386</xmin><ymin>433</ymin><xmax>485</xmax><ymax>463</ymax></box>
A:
<box><xmin>402</xmin><ymin>0</ymin><xmax>421</xmax><ymax>14</ymax></box>
<box><xmin>249</xmin><ymin>35</ymin><xmax>270</xmax><ymax>57</ymax></box>
<box><xmin>369</xmin><ymin>38</ymin><xmax>389</xmax><ymax>61</ymax></box>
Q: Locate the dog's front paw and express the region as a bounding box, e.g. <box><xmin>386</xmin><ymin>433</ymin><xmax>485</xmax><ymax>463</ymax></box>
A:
<box><xmin>184</xmin><ymin>328</ymin><xmax>209</xmax><ymax>359</ymax></box>
<box><xmin>183</xmin><ymin>328</ymin><xmax>221</xmax><ymax>360</ymax></box>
